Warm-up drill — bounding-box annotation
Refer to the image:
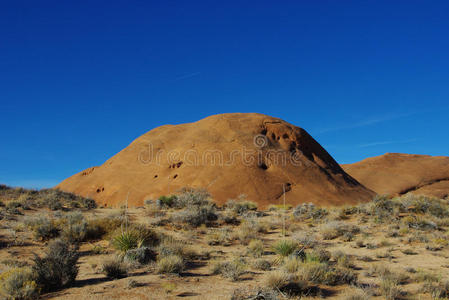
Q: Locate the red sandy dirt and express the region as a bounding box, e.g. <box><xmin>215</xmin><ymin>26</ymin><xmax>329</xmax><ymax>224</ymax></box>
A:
<box><xmin>342</xmin><ymin>153</ymin><xmax>449</xmax><ymax>199</ymax></box>
<box><xmin>57</xmin><ymin>113</ymin><xmax>374</xmax><ymax>208</ymax></box>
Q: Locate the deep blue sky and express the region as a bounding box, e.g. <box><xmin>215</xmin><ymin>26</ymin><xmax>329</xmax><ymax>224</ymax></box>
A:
<box><xmin>1</xmin><ymin>1</ymin><xmax>449</xmax><ymax>188</ymax></box>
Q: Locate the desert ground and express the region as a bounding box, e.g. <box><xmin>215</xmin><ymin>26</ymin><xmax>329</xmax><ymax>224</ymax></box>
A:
<box><xmin>1</xmin><ymin>186</ymin><xmax>449</xmax><ymax>300</ymax></box>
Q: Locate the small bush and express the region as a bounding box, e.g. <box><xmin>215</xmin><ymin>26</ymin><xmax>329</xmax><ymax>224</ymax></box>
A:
<box><xmin>174</xmin><ymin>187</ymin><xmax>211</xmax><ymax>208</ymax></box>
<box><xmin>379</xmin><ymin>277</ymin><xmax>402</xmax><ymax>300</ymax></box>
<box><xmin>343</xmin><ymin>288</ymin><xmax>372</xmax><ymax>300</ymax></box>
<box><xmin>263</xmin><ymin>270</ymin><xmax>312</xmax><ymax>296</ymax></box>
<box><xmin>293</xmin><ymin>203</ymin><xmax>328</xmax><ymax>221</ymax></box>
<box><xmin>297</xmin><ymin>261</ymin><xmax>357</xmax><ymax>286</ymax></box>
<box><xmin>226</xmin><ymin>196</ymin><xmax>258</xmax><ymax>215</ymax></box>
<box><xmin>156</xmin><ymin>255</ymin><xmax>184</xmax><ymax>274</ymax></box>
<box><xmin>24</xmin><ymin>216</ymin><xmax>59</xmax><ymax>241</ymax></box>
<box><xmin>85</xmin><ymin>217</ymin><xmax>122</xmax><ymax>240</ymax></box>
<box><xmin>59</xmin><ymin>212</ymin><xmax>87</xmax><ymax>243</ymax></box>
<box><xmin>272</xmin><ymin>240</ymin><xmax>298</xmax><ymax>257</ymax></box>
<box><xmin>157</xmin><ymin>237</ymin><xmax>195</xmax><ymax>260</ymax></box>
<box><xmin>252</xmin><ymin>259</ymin><xmax>271</xmax><ymax>271</ymax></box>
<box><xmin>212</xmin><ymin>258</ymin><xmax>246</xmax><ymax>281</ymax></box>
<box><xmin>424</xmin><ymin>280</ymin><xmax>449</xmax><ymax>299</ymax></box>
<box><xmin>320</xmin><ymin>221</ymin><xmax>360</xmax><ymax>240</ymax></box>
<box><xmin>172</xmin><ymin>204</ymin><xmax>217</xmax><ymax>227</ymax></box>
<box><xmin>0</xmin><ymin>267</ymin><xmax>39</xmax><ymax>300</ymax></box>
<box><xmin>156</xmin><ymin>195</ymin><xmax>177</xmax><ymax>208</ymax></box>
<box><xmin>283</xmin><ymin>256</ymin><xmax>301</xmax><ymax>273</ymax></box>
<box><xmin>32</xmin><ymin>239</ymin><xmax>79</xmax><ymax>292</ymax></box>
<box><xmin>206</xmin><ymin>229</ymin><xmax>232</xmax><ymax>246</ymax></box>
<box><xmin>102</xmin><ymin>257</ymin><xmax>128</xmax><ymax>279</ymax></box>
<box><xmin>111</xmin><ymin>225</ymin><xmax>159</xmax><ymax>253</ymax></box>
<box><xmin>124</xmin><ymin>247</ymin><xmax>157</xmax><ymax>265</ymax></box>
<box><xmin>247</xmin><ymin>239</ymin><xmax>264</xmax><ymax>257</ymax></box>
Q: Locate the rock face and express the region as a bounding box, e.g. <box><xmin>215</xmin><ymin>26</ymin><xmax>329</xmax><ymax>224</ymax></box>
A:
<box><xmin>57</xmin><ymin>113</ymin><xmax>374</xmax><ymax>208</ymax></box>
<box><xmin>342</xmin><ymin>153</ymin><xmax>449</xmax><ymax>199</ymax></box>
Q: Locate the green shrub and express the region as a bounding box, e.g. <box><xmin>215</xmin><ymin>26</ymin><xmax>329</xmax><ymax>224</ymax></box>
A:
<box><xmin>156</xmin><ymin>195</ymin><xmax>177</xmax><ymax>208</ymax></box>
<box><xmin>111</xmin><ymin>225</ymin><xmax>159</xmax><ymax>253</ymax></box>
<box><xmin>156</xmin><ymin>255</ymin><xmax>184</xmax><ymax>274</ymax></box>
<box><xmin>32</xmin><ymin>239</ymin><xmax>79</xmax><ymax>292</ymax></box>
<box><xmin>102</xmin><ymin>257</ymin><xmax>128</xmax><ymax>279</ymax></box>
<box><xmin>226</xmin><ymin>196</ymin><xmax>258</xmax><ymax>215</ymax></box>
<box><xmin>272</xmin><ymin>240</ymin><xmax>298</xmax><ymax>257</ymax></box>
<box><xmin>0</xmin><ymin>267</ymin><xmax>39</xmax><ymax>300</ymax></box>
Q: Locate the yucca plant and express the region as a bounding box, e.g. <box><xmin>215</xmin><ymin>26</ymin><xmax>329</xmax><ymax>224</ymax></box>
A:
<box><xmin>272</xmin><ymin>239</ymin><xmax>299</xmax><ymax>258</ymax></box>
<box><xmin>112</xmin><ymin>230</ymin><xmax>140</xmax><ymax>253</ymax></box>
<box><xmin>111</xmin><ymin>224</ymin><xmax>159</xmax><ymax>253</ymax></box>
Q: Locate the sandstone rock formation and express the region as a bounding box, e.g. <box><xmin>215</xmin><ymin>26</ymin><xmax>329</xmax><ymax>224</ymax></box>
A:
<box><xmin>342</xmin><ymin>153</ymin><xmax>449</xmax><ymax>199</ymax></box>
<box><xmin>57</xmin><ymin>113</ymin><xmax>374</xmax><ymax>207</ymax></box>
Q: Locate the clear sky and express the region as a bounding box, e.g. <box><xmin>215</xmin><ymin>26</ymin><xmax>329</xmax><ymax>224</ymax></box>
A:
<box><xmin>1</xmin><ymin>1</ymin><xmax>448</xmax><ymax>189</ymax></box>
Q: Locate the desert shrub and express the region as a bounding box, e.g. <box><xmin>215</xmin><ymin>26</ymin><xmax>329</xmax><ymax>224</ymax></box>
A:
<box><xmin>370</xmin><ymin>195</ymin><xmax>395</xmax><ymax>220</ymax></box>
<box><xmin>424</xmin><ymin>280</ymin><xmax>449</xmax><ymax>299</ymax></box>
<box><xmin>333</xmin><ymin>251</ymin><xmax>353</xmax><ymax>268</ymax></box>
<box><xmin>156</xmin><ymin>195</ymin><xmax>177</xmax><ymax>208</ymax></box>
<box><xmin>272</xmin><ymin>240</ymin><xmax>298</xmax><ymax>258</ymax></box>
<box><xmin>124</xmin><ymin>247</ymin><xmax>157</xmax><ymax>265</ymax></box>
<box><xmin>231</xmin><ymin>288</ymin><xmax>279</xmax><ymax>300</ymax></box>
<box><xmin>235</xmin><ymin>218</ymin><xmax>265</xmax><ymax>244</ymax></box>
<box><xmin>157</xmin><ymin>237</ymin><xmax>195</xmax><ymax>260</ymax></box>
<box><xmin>226</xmin><ymin>196</ymin><xmax>258</xmax><ymax>215</ymax></box>
<box><xmin>173</xmin><ymin>187</ymin><xmax>211</xmax><ymax>208</ymax></box>
<box><xmin>32</xmin><ymin>239</ymin><xmax>79</xmax><ymax>292</ymax></box>
<box><xmin>305</xmin><ymin>248</ymin><xmax>331</xmax><ymax>263</ymax></box>
<box><xmin>247</xmin><ymin>239</ymin><xmax>264</xmax><ymax>257</ymax></box>
<box><xmin>102</xmin><ymin>257</ymin><xmax>128</xmax><ymax>279</ymax></box>
<box><xmin>263</xmin><ymin>270</ymin><xmax>312</xmax><ymax>296</ymax></box>
<box><xmin>206</xmin><ymin>228</ymin><xmax>232</xmax><ymax>246</ymax></box>
<box><xmin>111</xmin><ymin>225</ymin><xmax>159</xmax><ymax>253</ymax></box>
<box><xmin>263</xmin><ymin>270</ymin><xmax>291</xmax><ymax>290</ymax></box>
<box><xmin>212</xmin><ymin>258</ymin><xmax>246</xmax><ymax>281</ymax></box>
<box><xmin>0</xmin><ymin>267</ymin><xmax>39</xmax><ymax>300</ymax></box>
<box><xmin>401</xmin><ymin>194</ymin><xmax>449</xmax><ymax>218</ymax></box>
<box><xmin>402</xmin><ymin>215</ymin><xmax>437</xmax><ymax>230</ymax></box>
<box><xmin>85</xmin><ymin>216</ymin><xmax>122</xmax><ymax>240</ymax></box>
<box><xmin>156</xmin><ymin>255</ymin><xmax>184</xmax><ymax>274</ymax></box>
<box><xmin>172</xmin><ymin>203</ymin><xmax>217</xmax><ymax>227</ymax></box>
<box><xmin>24</xmin><ymin>216</ymin><xmax>59</xmax><ymax>241</ymax></box>
<box><xmin>320</xmin><ymin>221</ymin><xmax>360</xmax><ymax>240</ymax></box>
<box><xmin>252</xmin><ymin>259</ymin><xmax>271</xmax><ymax>271</ymax></box>
<box><xmin>293</xmin><ymin>203</ymin><xmax>328</xmax><ymax>221</ymax></box>
<box><xmin>379</xmin><ymin>277</ymin><xmax>402</xmax><ymax>300</ymax></box>
<box><xmin>283</xmin><ymin>256</ymin><xmax>301</xmax><ymax>273</ymax></box>
<box><xmin>343</xmin><ymin>288</ymin><xmax>372</xmax><ymax>300</ymax></box>
<box><xmin>297</xmin><ymin>261</ymin><xmax>357</xmax><ymax>285</ymax></box>
<box><xmin>293</xmin><ymin>231</ymin><xmax>318</xmax><ymax>248</ymax></box>
<box><xmin>59</xmin><ymin>212</ymin><xmax>87</xmax><ymax>243</ymax></box>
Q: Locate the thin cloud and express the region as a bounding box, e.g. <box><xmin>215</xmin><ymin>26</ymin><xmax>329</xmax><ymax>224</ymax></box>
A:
<box><xmin>174</xmin><ymin>72</ymin><xmax>201</xmax><ymax>81</ymax></box>
<box><xmin>317</xmin><ymin>112</ymin><xmax>416</xmax><ymax>134</ymax></box>
<box><xmin>357</xmin><ymin>138</ymin><xmax>417</xmax><ymax>148</ymax></box>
